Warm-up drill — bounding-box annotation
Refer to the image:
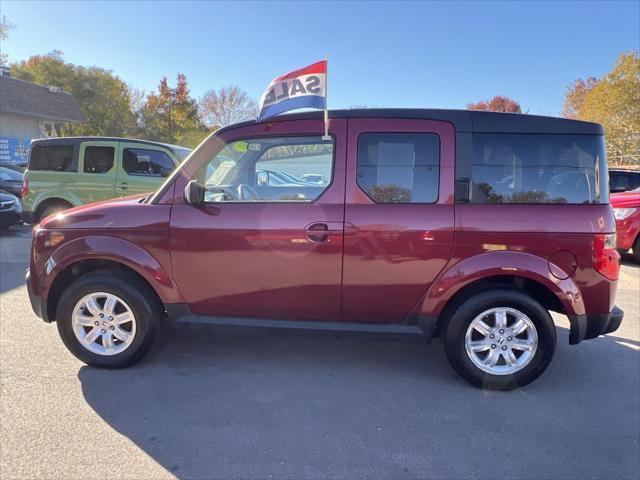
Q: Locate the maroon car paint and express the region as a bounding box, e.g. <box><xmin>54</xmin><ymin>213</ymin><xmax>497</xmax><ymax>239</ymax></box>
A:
<box><xmin>27</xmin><ymin>112</ymin><xmax>621</xmax><ymax>342</ymax></box>
<box><xmin>342</xmin><ymin>119</ymin><xmax>455</xmax><ymax>324</ymax></box>
<box><xmin>31</xmin><ymin>197</ymin><xmax>180</xmax><ymax>310</ymax></box>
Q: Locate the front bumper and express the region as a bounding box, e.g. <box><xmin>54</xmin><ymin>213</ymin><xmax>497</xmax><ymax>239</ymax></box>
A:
<box><xmin>0</xmin><ymin>211</ymin><xmax>22</xmax><ymax>228</ymax></box>
<box><xmin>21</xmin><ymin>211</ymin><xmax>37</xmax><ymax>225</ymax></box>
<box><xmin>569</xmin><ymin>306</ymin><xmax>624</xmax><ymax>344</ymax></box>
<box><xmin>26</xmin><ymin>269</ymin><xmax>50</xmax><ymax>322</ymax></box>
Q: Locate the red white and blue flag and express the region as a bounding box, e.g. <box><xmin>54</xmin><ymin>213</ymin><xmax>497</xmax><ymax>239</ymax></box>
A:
<box><xmin>258</xmin><ymin>61</ymin><xmax>327</xmax><ymax>121</ymax></box>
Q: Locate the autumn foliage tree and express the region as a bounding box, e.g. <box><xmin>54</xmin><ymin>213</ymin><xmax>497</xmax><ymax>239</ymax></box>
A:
<box><xmin>562</xmin><ymin>51</ymin><xmax>640</xmax><ymax>159</ymax></box>
<box><xmin>139</xmin><ymin>74</ymin><xmax>208</xmax><ymax>147</ymax></box>
<box><xmin>199</xmin><ymin>85</ymin><xmax>258</xmax><ymax>129</ymax></box>
<box><xmin>11</xmin><ymin>51</ymin><xmax>138</xmax><ymax>136</ymax></box>
<box><xmin>467</xmin><ymin>95</ymin><xmax>523</xmax><ymax>113</ymax></box>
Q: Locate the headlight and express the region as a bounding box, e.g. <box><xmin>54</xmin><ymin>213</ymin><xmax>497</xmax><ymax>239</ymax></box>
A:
<box><xmin>614</xmin><ymin>207</ymin><xmax>637</xmax><ymax>220</ymax></box>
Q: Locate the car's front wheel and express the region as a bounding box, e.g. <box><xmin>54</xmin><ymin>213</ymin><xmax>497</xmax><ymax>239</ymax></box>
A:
<box><xmin>633</xmin><ymin>236</ymin><xmax>640</xmax><ymax>264</ymax></box>
<box><xmin>443</xmin><ymin>289</ymin><xmax>556</xmax><ymax>390</ymax></box>
<box><xmin>56</xmin><ymin>270</ymin><xmax>160</xmax><ymax>368</ymax></box>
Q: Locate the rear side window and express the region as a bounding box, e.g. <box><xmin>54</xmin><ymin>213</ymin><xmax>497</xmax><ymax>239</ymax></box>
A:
<box><xmin>29</xmin><ymin>145</ymin><xmax>75</xmax><ymax>172</ymax></box>
<box><xmin>357</xmin><ymin>133</ymin><xmax>440</xmax><ymax>203</ymax></box>
<box><xmin>610</xmin><ymin>171</ymin><xmax>640</xmax><ymax>193</ymax></box>
<box><xmin>83</xmin><ymin>146</ymin><xmax>114</xmax><ymax>174</ymax></box>
<box><xmin>123</xmin><ymin>148</ymin><xmax>174</xmax><ymax>176</ymax></box>
<box><xmin>463</xmin><ymin>134</ymin><xmax>607</xmax><ymax>204</ymax></box>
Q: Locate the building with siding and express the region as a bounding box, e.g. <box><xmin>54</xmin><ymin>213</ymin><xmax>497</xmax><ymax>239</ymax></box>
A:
<box><xmin>0</xmin><ymin>72</ymin><xmax>85</xmax><ymax>165</ymax></box>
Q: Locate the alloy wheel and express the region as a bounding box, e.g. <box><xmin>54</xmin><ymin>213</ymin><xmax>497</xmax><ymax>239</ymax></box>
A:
<box><xmin>464</xmin><ymin>307</ymin><xmax>538</xmax><ymax>375</ymax></box>
<box><xmin>71</xmin><ymin>292</ymin><xmax>136</xmax><ymax>356</ymax></box>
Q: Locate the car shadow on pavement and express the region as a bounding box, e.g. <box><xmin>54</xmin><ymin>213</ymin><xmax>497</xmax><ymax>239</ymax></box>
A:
<box><xmin>78</xmin><ymin>323</ymin><xmax>640</xmax><ymax>479</ymax></box>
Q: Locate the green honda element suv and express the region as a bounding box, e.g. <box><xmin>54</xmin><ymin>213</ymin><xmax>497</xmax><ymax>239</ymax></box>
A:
<box><xmin>21</xmin><ymin>137</ymin><xmax>191</xmax><ymax>223</ymax></box>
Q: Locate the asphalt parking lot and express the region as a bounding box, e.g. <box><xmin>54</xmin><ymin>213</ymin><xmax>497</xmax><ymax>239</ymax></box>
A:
<box><xmin>1</xmin><ymin>224</ymin><xmax>638</xmax><ymax>480</ymax></box>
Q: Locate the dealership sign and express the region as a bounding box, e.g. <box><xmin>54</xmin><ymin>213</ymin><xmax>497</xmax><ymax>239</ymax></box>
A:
<box><xmin>0</xmin><ymin>136</ymin><xmax>31</xmax><ymax>165</ymax></box>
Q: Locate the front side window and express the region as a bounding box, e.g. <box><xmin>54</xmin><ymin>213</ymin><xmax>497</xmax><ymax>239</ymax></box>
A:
<box><xmin>357</xmin><ymin>133</ymin><xmax>440</xmax><ymax>203</ymax></box>
<box><xmin>29</xmin><ymin>145</ymin><xmax>75</xmax><ymax>172</ymax></box>
<box><xmin>83</xmin><ymin>146</ymin><xmax>114</xmax><ymax>174</ymax></box>
<box><xmin>466</xmin><ymin>134</ymin><xmax>607</xmax><ymax>204</ymax></box>
<box><xmin>200</xmin><ymin>136</ymin><xmax>333</xmax><ymax>202</ymax></box>
<box><xmin>123</xmin><ymin>148</ymin><xmax>174</xmax><ymax>176</ymax></box>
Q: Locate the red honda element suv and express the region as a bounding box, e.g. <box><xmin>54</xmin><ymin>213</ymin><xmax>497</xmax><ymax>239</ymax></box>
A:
<box><xmin>27</xmin><ymin>109</ymin><xmax>623</xmax><ymax>389</ymax></box>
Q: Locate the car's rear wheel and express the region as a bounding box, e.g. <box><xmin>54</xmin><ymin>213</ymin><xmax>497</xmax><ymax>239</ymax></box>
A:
<box><xmin>443</xmin><ymin>289</ymin><xmax>556</xmax><ymax>390</ymax></box>
<box><xmin>56</xmin><ymin>271</ymin><xmax>160</xmax><ymax>368</ymax></box>
<box><xmin>39</xmin><ymin>201</ymin><xmax>72</xmax><ymax>222</ymax></box>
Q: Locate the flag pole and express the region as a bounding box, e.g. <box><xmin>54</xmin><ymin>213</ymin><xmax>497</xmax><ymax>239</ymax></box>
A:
<box><xmin>322</xmin><ymin>53</ymin><xmax>330</xmax><ymax>141</ymax></box>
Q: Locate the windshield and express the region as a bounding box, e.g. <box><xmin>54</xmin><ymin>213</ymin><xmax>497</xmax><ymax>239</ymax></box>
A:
<box><xmin>0</xmin><ymin>167</ymin><xmax>23</xmax><ymax>181</ymax></box>
<box><xmin>174</xmin><ymin>147</ymin><xmax>192</xmax><ymax>162</ymax></box>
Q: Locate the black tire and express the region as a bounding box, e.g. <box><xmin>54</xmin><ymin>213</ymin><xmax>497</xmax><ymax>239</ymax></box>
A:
<box><xmin>443</xmin><ymin>289</ymin><xmax>556</xmax><ymax>390</ymax></box>
<box><xmin>633</xmin><ymin>236</ymin><xmax>640</xmax><ymax>264</ymax></box>
<box><xmin>39</xmin><ymin>201</ymin><xmax>71</xmax><ymax>222</ymax></box>
<box><xmin>56</xmin><ymin>270</ymin><xmax>160</xmax><ymax>368</ymax></box>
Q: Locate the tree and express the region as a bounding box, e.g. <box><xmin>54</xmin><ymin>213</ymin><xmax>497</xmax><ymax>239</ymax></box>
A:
<box><xmin>11</xmin><ymin>52</ymin><xmax>137</xmax><ymax>137</ymax></box>
<box><xmin>199</xmin><ymin>85</ymin><xmax>258</xmax><ymax>129</ymax></box>
<box><xmin>561</xmin><ymin>77</ymin><xmax>597</xmax><ymax>119</ymax></box>
<box><xmin>140</xmin><ymin>74</ymin><xmax>208</xmax><ymax>147</ymax></box>
<box><xmin>0</xmin><ymin>15</ymin><xmax>15</xmax><ymax>67</ymax></box>
<box><xmin>562</xmin><ymin>51</ymin><xmax>640</xmax><ymax>159</ymax></box>
<box><xmin>467</xmin><ymin>96</ymin><xmax>522</xmax><ymax>113</ymax></box>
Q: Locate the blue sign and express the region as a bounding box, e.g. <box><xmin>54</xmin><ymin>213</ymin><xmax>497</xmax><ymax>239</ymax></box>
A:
<box><xmin>0</xmin><ymin>136</ymin><xmax>31</xmax><ymax>165</ymax></box>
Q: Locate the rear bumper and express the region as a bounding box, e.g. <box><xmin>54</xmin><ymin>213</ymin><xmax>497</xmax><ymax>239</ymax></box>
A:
<box><xmin>569</xmin><ymin>306</ymin><xmax>624</xmax><ymax>344</ymax></box>
<box><xmin>26</xmin><ymin>269</ymin><xmax>50</xmax><ymax>322</ymax></box>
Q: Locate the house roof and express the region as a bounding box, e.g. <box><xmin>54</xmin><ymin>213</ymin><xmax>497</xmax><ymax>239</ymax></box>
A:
<box><xmin>0</xmin><ymin>75</ymin><xmax>85</xmax><ymax>123</ymax></box>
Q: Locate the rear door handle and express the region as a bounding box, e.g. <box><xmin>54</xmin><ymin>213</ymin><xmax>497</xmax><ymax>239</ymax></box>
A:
<box><xmin>120</xmin><ymin>182</ymin><xmax>128</xmax><ymax>190</ymax></box>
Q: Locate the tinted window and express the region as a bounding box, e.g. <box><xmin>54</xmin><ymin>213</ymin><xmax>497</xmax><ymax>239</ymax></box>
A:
<box><xmin>201</xmin><ymin>136</ymin><xmax>333</xmax><ymax>202</ymax></box>
<box><xmin>464</xmin><ymin>134</ymin><xmax>607</xmax><ymax>204</ymax></box>
<box><xmin>123</xmin><ymin>148</ymin><xmax>174</xmax><ymax>176</ymax></box>
<box><xmin>29</xmin><ymin>145</ymin><xmax>75</xmax><ymax>172</ymax></box>
<box><xmin>83</xmin><ymin>146</ymin><xmax>114</xmax><ymax>174</ymax></box>
<box><xmin>609</xmin><ymin>171</ymin><xmax>640</xmax><ymax>193</ymax></box>
<box><xmin>357</xmin><ymin>133</ymin><xmax>439</xmax><ymax>203</ymax></box>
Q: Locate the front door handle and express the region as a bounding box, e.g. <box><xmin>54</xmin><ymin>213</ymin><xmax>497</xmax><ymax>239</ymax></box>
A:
<box><xmin>120</xmin><ymin>182</ymin><xmax>128</xmax><ymax>190</ymax></box>
<box><xmin>306</xmin><ymin>223</ymin><xmax>332</xmax><ymax>242</ymax></box>
<box><xmin>305</xmin><ymin>222</ymin><xmax>358</xmax><ymax>242</ymax></box>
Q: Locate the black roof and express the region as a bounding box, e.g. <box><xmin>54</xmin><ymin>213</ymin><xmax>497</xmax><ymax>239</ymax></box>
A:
<box><xmin>0</xmin><ymin>75</ymin><xmax>85</xmax><ymax>123</ymax></box>
<box><xmin>218</xmin><ymin>108</ymin><xmax>603</xmax><ymax>135</ymax></box>
<box><xmin>30</xmin><ymin>136</ymin><xmax>191</xmax><ymax>153</ymax></box>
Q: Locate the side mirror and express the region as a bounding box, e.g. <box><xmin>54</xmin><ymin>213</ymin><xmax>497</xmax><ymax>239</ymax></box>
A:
<box><xmin>184</xmin><ymin>179</ymin><xmax>205</xmax><ymax>207</ymax></box>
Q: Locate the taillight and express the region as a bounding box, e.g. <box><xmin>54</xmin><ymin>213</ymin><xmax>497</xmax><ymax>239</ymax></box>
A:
<box><xmin>594</xmin><ymin>233</ymin><xmax>620</xmax><ymax>280</ymax></box>
<box><xmin>21</xmin><ymin>179</ymin><xmax>29</xmax><ymax>198</ymax></box>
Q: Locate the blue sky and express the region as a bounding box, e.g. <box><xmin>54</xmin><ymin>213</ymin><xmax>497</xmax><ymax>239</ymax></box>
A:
<box><xmin>2</xmin><ymin>1</ymin><xmax>638</xmax><ymax>115</ymax></box>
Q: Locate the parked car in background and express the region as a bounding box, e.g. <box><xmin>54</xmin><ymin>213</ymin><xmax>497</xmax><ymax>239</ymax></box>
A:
<box><xmin>0</xmin><ymin>190</ymin><xmax>22</xmax><ymax>230</ymax></box>
<box><xmin>27</xmin><ymin>109</ymin><xmax>623</xmax><ymax>390</ymax></box>
<box><xmin>609</xmin><ymin>168</ymin><xmax>640</xmax><ymax>193</ymax></box>
<box><xmin>611</xmin><ymin>188</ymin><xmax>640</xmax><ymax>262</ymax></box>
<box><xmin>0</xmin><ymin>166</ymin><xmax>24</xmax><ymax>197</ymax></box>
<box><xmin>21</xmin><ymin>137</ymin><xmax>191</xmax><ymax>223</ymax></box>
